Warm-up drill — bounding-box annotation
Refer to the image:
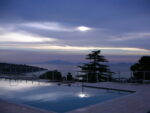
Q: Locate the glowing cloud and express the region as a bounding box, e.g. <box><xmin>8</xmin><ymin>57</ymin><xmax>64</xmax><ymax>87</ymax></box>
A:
<box><xmin>0</xmin><ymin>44</ymin><xmax>150</xmax><ymax>56</ymax></box>
<box><xmin>21</xmin><ymin>22</ymin><xmax>72</xmax><ymax>32</ymax></box>
<box><xmin>21</xmin><ymin>22</ymin><xmax>92</xmax><ymax>32</ymax></box>
<box><xmin>0</xmin><ymin>32</ymin><xmax>58</xmax><ymax>43</ymax></box>
<box><xmin>33</xmin><ymin>45</ymin><xmax>149</xmax><ymax>52</ymax></box>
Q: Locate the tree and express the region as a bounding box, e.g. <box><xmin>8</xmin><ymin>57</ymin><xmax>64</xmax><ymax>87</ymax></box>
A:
<box><xmin>130</xmin><ymin>56</ymin><xmax>150</xmax><ymax>80</ymax></box>
<box><xmin>66</xmin><ymin>72</ymin><xmax>73</xmax><ymax>81</ymax></box>
<box><xmin>39</xmin><ymin>70</ymin><xmax>62</xmax><ymax>81</ymax></box>
<box><xmin>78</xmin><ymin>50</ymin><xmax>112</xmax><ymax>83</ymax></box>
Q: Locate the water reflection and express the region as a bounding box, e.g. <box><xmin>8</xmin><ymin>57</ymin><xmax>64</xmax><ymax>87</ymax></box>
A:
<box><xmin>0</xmin><ymin>79</ymin><xmax>130</xmax><ymax>113</ymax></box>
<box><xmin>78</xmin><ymin>93</ymin><xmax>89</xmax><ymax>98</ymax></box>
<box><xmin>0</xmin><ymin>79</ymin><xmax>82</xmax><ymax>102</ymax></box>
<box><xmin>0</xmin><ymin>79</ymin><xmax>52</xmax><ymax>91</ymax></box>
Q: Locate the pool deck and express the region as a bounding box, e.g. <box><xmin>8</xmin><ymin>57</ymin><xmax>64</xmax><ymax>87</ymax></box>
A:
<box><xmin>0</xmin><ymin>82</ymin><xmax>150</xmax><ymax>113</ymax></box>
<box><xmin>0</xmin><ymin>99</ymin><xmax>55</xmax><ymax>113</ymax></box>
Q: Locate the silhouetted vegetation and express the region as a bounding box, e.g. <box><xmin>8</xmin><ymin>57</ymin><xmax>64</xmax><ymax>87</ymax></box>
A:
<box><xmin>66</xmin><ymin>72</ymin><xmax>73</xmax><ymax>81</ymax></box>
<box><xmin>39</xmin><ymin>70</ymin><xmax>62</xmax><ymax>81</ymax></box>
<box><xmin>0</xmin><ymin>62</ymin><xmax>46</xmax><ymax>75</ymax></box>
<box><xmin>78</xmin><ymin>50</ymin><xmax>113</xmax><ymax>83</ymax></box>
<box><xmin>130</xmin><ymin>56</ymin><xmax>150</xmax><ymax>80</ymax></box>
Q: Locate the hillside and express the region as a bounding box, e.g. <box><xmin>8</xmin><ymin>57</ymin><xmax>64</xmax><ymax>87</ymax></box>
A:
<box><xmin>0</xmin><ymin>62</ymin><xmax>47</xmax><ymax>75</ymax></box>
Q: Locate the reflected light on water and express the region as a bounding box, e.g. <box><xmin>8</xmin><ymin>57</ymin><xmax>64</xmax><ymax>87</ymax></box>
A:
<box><xmin>78</xmin><ymin>93</ymin><xmax>89</xmax><ymax>98</ymax></box>
<box><xmin>0</xmin><ymin>80</ymin><xmax>53</xmax><ymax>91</ymax></box>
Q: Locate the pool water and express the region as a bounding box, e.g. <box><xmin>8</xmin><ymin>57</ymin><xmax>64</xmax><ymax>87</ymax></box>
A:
<box><xmin>0</xmin><ymin>79</ymin><xmax>130</xmax><ymax>113</ymax></box>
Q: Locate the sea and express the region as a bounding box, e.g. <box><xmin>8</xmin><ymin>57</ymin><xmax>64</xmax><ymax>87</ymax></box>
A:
<box><xmin>29</xmin><ymin>63</ymin><xmax>133</xmax><ymax>79</ymax></box>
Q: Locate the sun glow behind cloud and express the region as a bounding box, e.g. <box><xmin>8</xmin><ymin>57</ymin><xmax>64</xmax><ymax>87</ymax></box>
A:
<box><xmin>76</xmin><ymin>26</ymin><xmax>92</xmax><ymax>32</ymax></box>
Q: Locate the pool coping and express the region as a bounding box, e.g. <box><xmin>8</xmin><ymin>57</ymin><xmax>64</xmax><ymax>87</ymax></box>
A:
<box><xmin>83</xmin><ymin>85</ymin><xmax>136</xmax><ymax>93</ymax></box>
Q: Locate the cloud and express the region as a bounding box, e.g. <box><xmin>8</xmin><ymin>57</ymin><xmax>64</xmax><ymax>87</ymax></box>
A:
<box><xmin>0</xmin><ymin>21</ymin><xmax>150</xmax><ymax>56</ymax></box>
<box><xmin>1</xmin><ymin>43</ymin><xmax>150</xmax><ymax>56</ymax></box>
<box><xmin>21</xmin><ymin>22</ymin><xmax>93</xmax><ymax>32</ymax></box>
<box><xmin>32</xmin><ymin>45</ymin><xmax>148</xmax><ymax>52</ymax></box>
<box><xmin>21</xmin><ymin>22</ymin><xmax>72</xmax><ymax>32</ymax></box>
<box><xmin>112</xmin><ymin>32</ymin><xmax>150</xmax><ymax>41</ymax></box>
<box><xmin>0</xmin><ymin>31</ymin><xmax>58</xmax><ymax>43</ymax></box>
<box><xmin>31</xmin><ymin>45</ymin><xmax>150</xmax><ymax>55</ymax></box>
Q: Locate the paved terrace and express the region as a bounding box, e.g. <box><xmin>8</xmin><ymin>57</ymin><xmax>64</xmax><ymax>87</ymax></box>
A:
<box><xmin>0</xmin><ymin>82</ymin><xmax>150</xmax><ymax>113</ymax></box>
<box><xmin>0</xmin><ymin>99</ymin><xmax>55</xmax><ymax>113</ymax></box>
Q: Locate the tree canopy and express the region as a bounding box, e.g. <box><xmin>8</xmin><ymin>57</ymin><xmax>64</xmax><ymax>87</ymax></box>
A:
<box><xmin>78</xmin><ymin>50</ymin><xmax>112</xmax><ymax>83</ymax></box>
<box><xmin>130</xmin><ymin>56</ymin><xmax>150</xmax><ymax>80</ymax></box>
<box><xmin>39</xmin><ymin>70</ymin><xmax>62</xmax><ymax>81</ymax></box>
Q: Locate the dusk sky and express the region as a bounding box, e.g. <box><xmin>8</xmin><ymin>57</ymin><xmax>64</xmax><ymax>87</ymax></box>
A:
<box><xmin>0</xmin><ymin>0</ymin><xmax>150</xmax><ymax>63</ymax></box>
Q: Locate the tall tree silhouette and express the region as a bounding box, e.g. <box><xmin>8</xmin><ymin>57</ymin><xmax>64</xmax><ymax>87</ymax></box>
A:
<box><xmin>78</xmin><ymin>50</ymin><xmax>112</xmax><ymax>83</ymax></box>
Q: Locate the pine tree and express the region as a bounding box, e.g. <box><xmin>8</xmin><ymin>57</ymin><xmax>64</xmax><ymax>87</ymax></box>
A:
<box><xmin>78</xmin><ymin>50</ymin><xmax>112</xmax><ymax>83</ymax></box>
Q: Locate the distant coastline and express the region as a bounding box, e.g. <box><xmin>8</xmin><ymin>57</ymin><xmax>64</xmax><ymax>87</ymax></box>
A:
<box><xmin>0</xmin><ymin>62</ymin><xmax>47</xmax><ymax>75</ymax></box>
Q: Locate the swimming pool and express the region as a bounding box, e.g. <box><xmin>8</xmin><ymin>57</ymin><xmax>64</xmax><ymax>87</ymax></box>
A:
<box><xmin>0</xmin><ymin>79</ymin><xmax>130</xmax><ymax>113</ymax></box>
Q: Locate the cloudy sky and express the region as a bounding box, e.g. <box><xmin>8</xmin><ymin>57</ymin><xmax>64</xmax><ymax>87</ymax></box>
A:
<box><xmin>0</xmin><ymin>0</ymin><xmax>150</xmax><ymax>64</ymax></box>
